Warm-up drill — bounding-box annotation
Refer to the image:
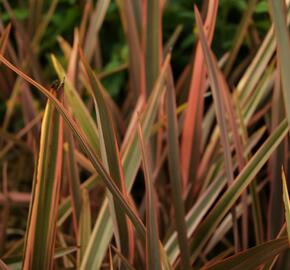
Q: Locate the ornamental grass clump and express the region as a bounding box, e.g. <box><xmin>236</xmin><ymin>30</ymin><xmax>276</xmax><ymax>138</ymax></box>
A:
<box><xmin>0</xmin><ymin>0</ymin><xmax>290</xmax><ymax>269</ymax></box>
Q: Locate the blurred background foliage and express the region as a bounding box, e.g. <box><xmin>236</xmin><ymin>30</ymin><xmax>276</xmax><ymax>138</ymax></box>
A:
<box><xmin>0</xmin><ymin>0</ymin><xmax>270</xmax><ymax>102</ymax></box>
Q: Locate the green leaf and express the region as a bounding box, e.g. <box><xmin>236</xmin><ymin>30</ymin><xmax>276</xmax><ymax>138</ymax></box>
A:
<box><xmin>77</xmin><ymin>189</ymin><xmax>91</xmax><ymax>267</ymax></box>
<box><xmin>84</xmin><ymin>0</ymin><xmax>110</xmax><ymax>62</ymax></box>
<box><xmin>80</xmin><ymin>49</ymin><xmax>133</xmax><ymax>261</ymax></box>
<box><xmin>255</xmin><ymin>1</ymin><xmax>268</xmax><ymax>14</ymax></box>
<box><xmin>190</xmin><ymin>118</ymin><xmax>289</xmax><ymax>262</ymax></box>
<box><xmin>64</xmin><ymin>129</ymin><xmax>82</xmax><ymax>233</ymax></box>
<box><xmin>57</xmin><ymin>175</ymin><xmax>97</xmax><ymax>227</ymax></box>
<box><xmin>80</xmin><ymin>198</ymin><xmax>113</xmax><ymax>270</ymax></box>
<box><xmin>0</xmin><ymin>54</ymin><xmax>147</xmax><ymax>260</ymax></box>
<box><xmin>111</xmin><ymin>245</ymin><xmax>136</xmax><ymax>270</ymax></box>
<box><xmin>4</xmin><ymin>246</ymin><xmax>77</xmax><ymax>270</ymax></box>
<box><xmin>0</xmin><ymin>53</ymin><xmax>173</xmax><ymax>270</ymax></box>
<box><xmin>137</xmin><ymin>122</ymin><xmax>161</xmax><ymax>270</ymax></box>
<box><xmin>195</xmin><ymin>5</ymin><xmax>239</xmax><ymax>251</ymax></box>
<box><xmin>166</xmin><ymin>67</ymin><xmax>191</xmax><ymax>269</ymax></box>
<box><xmin>50</xmin><ymin>55</ymin><xmax>100</xmax><ymax>156</ymax></box>
<box><xmin>78</xmin><ymin>53</ymin><xmax>171</xmax><ymax>269</ymax></box>
<box><xmin>268</xmin><ymin>0</ymin><xmax>290</xmax><ymax>132</ymax></box>
<box><xmin>237</xmin><ymin>3</ymin><xmax>290</xmax><ymax>104</ymax></box>
<box><xmin>282</xmin><ymin>168</ymin><xmax>290</xmax><ymax>245</ymax></box>
<box><xmin>203</xmin><ymin>237</ymin><xmax>289</xmax><ymax>270</ymax></box>
<box><xmin>116</xmin><ymin>0</ymin><xmax>145</xmax><ymax>96</ymax></box>
<box><xmin>145</xmin><ymin>0</ymin><xmax>161</xmax><ymax>94</ymax></box>
<box><xmin>224</xmin><ymin>0</ymin><xmax>258</xmax><ymax>75</ymax></box>
<box><xmin>54</xmin><ymin>246</ymin><xmax>78</xmax><ymax>259</ymax></box>
<box><xmin>22</xmin><ymin>84</ymin><xmax>64</xmax><ymax>269</ymax></box>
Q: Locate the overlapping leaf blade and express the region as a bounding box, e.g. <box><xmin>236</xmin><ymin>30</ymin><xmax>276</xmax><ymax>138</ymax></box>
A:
<box><xmin>181</xmin><ymin>0</ymin><xmax>218</xmax><ymax>191</ymax></box>
<box><xmin>0</xmin><ymin>54</ymin><xmax>147</xmax><ymax>256</ymax></box>
<box><xmin>137</xmin><ymin>122</ymin><xmax>161</xmax><ymax>270</ymax></box>
<box><xmin>204</xmin><ymin>237</ymin><xmax>289</xmax><ymax>270</ymax></box>
<box><xmin>166</xmin><ymin>67</ymin><xmax>191</xmax><ymax>269</ymax></box>
<box><xmin>22</xmin><ymin>84</ymin><xmax>64</xmax><ymax>269</ymax></box>
<box><xmin>194</xmin><ymin>5</ymin><xmax>239</xmax><ymax>251</ymax></box>
<box><xmin>268</xmin><ymin>0</ymin><xmax>290</xmax><ymax>129</ymax></box>
<box><xmin>190</xmin><ymin>118</ymin><xmax>289</xmax><ymax>262</ymax></box>
<box><xmin>80</xmin><ymin>49</ymin><xmax>134</xmax><ymax>265</ymax></box>
<box><xmin>75</xmin><ymin>54</ymin><xmax>171</xmax><ymax>269</ymax></box>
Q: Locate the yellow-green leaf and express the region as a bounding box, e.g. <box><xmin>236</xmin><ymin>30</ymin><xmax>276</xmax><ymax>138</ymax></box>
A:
<box><xmin>282</xmin><ymin>168</ymin><xmax>290</xmax><ymax>245</ymax></box>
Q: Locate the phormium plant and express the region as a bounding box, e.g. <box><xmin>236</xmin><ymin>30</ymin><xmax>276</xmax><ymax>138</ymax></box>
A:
<box><xmin>0</xmin><ymin>0</ymin><xmax>290</xmax><ymax>269</ymax></box>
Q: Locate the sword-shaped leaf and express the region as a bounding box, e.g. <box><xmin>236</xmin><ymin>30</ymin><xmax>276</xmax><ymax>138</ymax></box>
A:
<box><xmin>282</xmin><ymin>168</ymin><xmax>290</xmax><ymax>245</ymax></box>
<box><xmin>137</xmin><ymin>121</ymin><xmax>161</xmax><ymax>270</ymax></box>
<box><xmin>50</xmin><ymin>55</ymin><xmax>100</xmax><ymax>156</ymax></box>
<box><xmin>268</xmin><ymin>0</ymin><xmax>290</xmax><ymax>129</ymax></box>
<box><xmin>22</xmin><ymin>83</ymin><xmax>64</xmax><ymax>269</ymax></box>
<box><xmin>80</xmin><ymin>49</ymin><xmax>134</xmax><ymax>263</ymax></box>
<box><xmin>194</xmin><ymin>5</ymin><xmax>239</xmax><ymax>252</ymax></box>
<box><xmin>203</xmin><ymin>237</ymin><xmax>289</xmax><ymax>270</ymax></box>
<box><xmin>166</xmin><ymin>66</ymin><xmax>191</xmax><ymax>269</ymax></box>
<box><xmin>77</xmin><ymin>54</ymin><xmax>171</xmax><ymax>269</ymax></box>
<box><xmin>190</xmin><ymin>117</ymin><xmax>288</xmax><ymax>262</ymax></box>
